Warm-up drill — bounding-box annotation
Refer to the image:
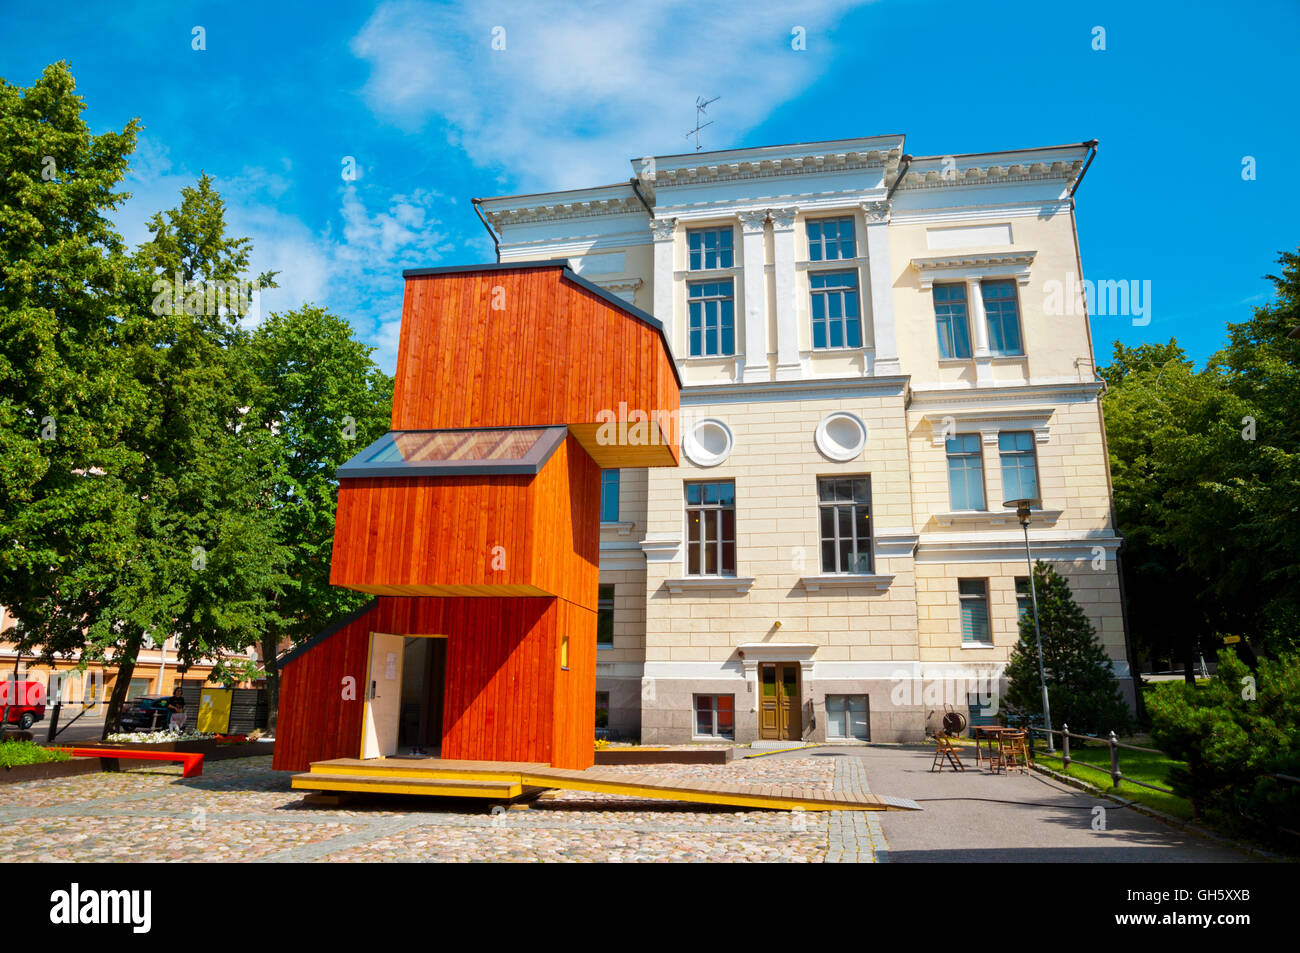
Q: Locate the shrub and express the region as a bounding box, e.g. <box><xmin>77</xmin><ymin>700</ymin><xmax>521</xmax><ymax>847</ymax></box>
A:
<box><xmin>1147</xmin><ymin>649</ymin><xmax>1300</xmax><ymax>837</ymax></box>
<box><xmin>1003</xmin><ymin>561</ymin><xmax>1133</xmax><ymax>736</ymax></box>
<box><xmin>0</xmin><ymin>740</ymin><xmax>71</xmax><ymax>768</ymax></box>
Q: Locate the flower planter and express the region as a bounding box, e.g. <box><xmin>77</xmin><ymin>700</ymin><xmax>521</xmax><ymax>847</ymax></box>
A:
<box><xmin>86</xmin><ymin>739</ymin><xmax>273</xmax><ymax>762</ymax></box>
<box><xmin>1</xmin><ymin>756</ymin><xmax>101</xmax><ymax>784</ymax></box>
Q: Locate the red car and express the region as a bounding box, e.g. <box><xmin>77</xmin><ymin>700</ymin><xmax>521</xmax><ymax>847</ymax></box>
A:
<box><xmin>0</xmin><ymin>680</ymin><xmax>47</xmax><ymax>730</ymax></box>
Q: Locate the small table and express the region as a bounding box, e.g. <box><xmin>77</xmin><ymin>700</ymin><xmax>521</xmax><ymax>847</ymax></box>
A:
<box><xmin>971</xmin><ymin>726</ymin><xmax>1017</xmax><ymax>766</ymax></box>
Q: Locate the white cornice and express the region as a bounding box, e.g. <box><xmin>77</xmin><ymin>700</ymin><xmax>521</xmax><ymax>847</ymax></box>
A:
<box><xmin>485</xmin><ymin>193</ymin><xmax>644</xmax><ymax>227</ymax></box>
<box><xmin>899</xmin><ymin>159</ymin><xmax>1084</xmax><ymax>192</ymax></box>
<box><xmin>910</xmin><ymin>251</ymin><xmax>1037</xmax><ymax>288</ymax></box>
<box><xmin>682</xmin><ymin>375</ymin><xmax>908</xmax><ymax>405</ymax></box>
<box><xmin>908</xmin><ymin>380</ymin><xmax>1102</xmax><ymax>408</ymax></box>
<box><xmin>644</xmin><ymin>146</ymin><xmax>903</xmax><ymax>192</ymax></box>
<box><xmin>921</xmin><ymin>408</ymin><xmax>1055</xmax><ymax>446</ymax></box>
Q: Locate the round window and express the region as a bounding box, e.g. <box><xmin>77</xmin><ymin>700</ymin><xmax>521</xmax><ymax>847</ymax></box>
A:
<box><xmin>815</xmin><ymin>412</ymin><xmax>867</xmax><ymax>462</ymax></box>
<box><xmin>684</xmin><ymin>418</ymin><xmax>734</xmax><ymax>467</ymax></box>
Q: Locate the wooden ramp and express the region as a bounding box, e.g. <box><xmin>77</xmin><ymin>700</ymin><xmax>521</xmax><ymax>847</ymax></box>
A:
<box><xmin>292</xmin><ymin>757</ymin><xmax>919</xmax><ymax>812</ymax></box>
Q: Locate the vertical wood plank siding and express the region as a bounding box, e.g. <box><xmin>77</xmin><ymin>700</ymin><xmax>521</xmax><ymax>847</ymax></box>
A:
<box><xmin>329</xmin><ymin>435</ymin><xmax>600</xmax><ymax>607</ymax></box>
<box><xmin>391</xmin><ymin>267</ymin><xmax>679</xmax><ymax>464</ymax></box>
<box><xmin>274</xmin><ymin>594</ymin><xmax>597</xmax><ymax>771</ymax></box>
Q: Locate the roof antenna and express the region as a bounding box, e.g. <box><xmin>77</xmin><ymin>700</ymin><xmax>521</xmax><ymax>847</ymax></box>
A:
<box><xmin>686</xmin><ymin>96</ymin><xmax>719</xmax><ymax>151</ymax></box>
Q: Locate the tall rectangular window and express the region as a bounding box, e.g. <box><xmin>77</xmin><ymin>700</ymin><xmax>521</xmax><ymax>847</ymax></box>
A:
<box><xmin>688</xmin><ymin>227</ymin><xmax>734</xmax><ymax>270</ymax></box>
<box><xmin>1015</xmin><ymin>577</ymin><xmax>1033</xmax><ymax>625</ymax></box>
<box><xmin>810</xmin><ymin>271</ymin><xmax>862</xmax><ymax>349</ymax></box>
<box><xmin>933</xmin><ymin>283</ymin><xmax>972</xmax><ymax>359</ymax></box>
<box><xmin>600</xmin><ymin>469</ymin><xmax>620</xmax><ymax>522</ymax></box>
<box><xmin>694</xmin><ymin>694</ymin><xmax>735</xmax><ymax>739</ymax></box>
<box><xmin>595</xmin><ymin>691</ymin><xmax>610</xmax><ymax>730</ymax></box>
<box><xmin>687</xmin><ymin>280</ymin><xmax>735</xmax><ymax>356</ymax></box>
<box><xmin>946</xmin><ymin>434</ymin><xmax>986</xmax><ymax>510</ymax></box>
<box><xmin>807</xmin><ymin>217</ymin><xmax>856</xmax><ymax>261</ymax></box>
<box><xmin>597</xmin><ymin>584</ymin><xmax>615</xmax><ymax>647</ymax></box>
<box><xmin>999</xmin><ymin>431</ymin><xmax>1040</xmax><ymax>503</ymax></box>
<box><xmin>685</xmin><ymin>480</ymin><xmax>736</xmax><ymax>576</ymax></box>
<box><xmin>959</xmin><ymin>579</ymin><xmax>992</xmax><ymax>644</ymax></box>
<box><xmin>982</xmin><ymin>279</ymin><xmax>1023</xmax><ymax>355</ymax></box>
<box><xmin>817</xmin><ymin>476</ymin><xmax>872</xmax><ymax>573</ymax></box>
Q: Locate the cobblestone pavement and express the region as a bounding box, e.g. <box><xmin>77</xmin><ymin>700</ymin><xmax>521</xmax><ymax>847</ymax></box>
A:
<box><xmin>0</xmin><ymin>755</ymin><xmax>886</xmax><ymax>863</ymax></box>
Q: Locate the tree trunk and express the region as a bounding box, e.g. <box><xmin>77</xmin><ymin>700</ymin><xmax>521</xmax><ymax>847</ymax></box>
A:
<box><xmin>262</xmin><ymin>631</ymin><xmax>279</xmax><ymax>737</ymax></box>
<box><xmin>102</xmin><ymin>630</ymin><xmax>145</xmax><ymax>740</ymax></box>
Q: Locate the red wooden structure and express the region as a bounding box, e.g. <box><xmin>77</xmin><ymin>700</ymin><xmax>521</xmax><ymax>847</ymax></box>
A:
<box><xmin>273</xmin><ymin>262</ymin><xmax>680</xmax><ymax>772</ymax></box>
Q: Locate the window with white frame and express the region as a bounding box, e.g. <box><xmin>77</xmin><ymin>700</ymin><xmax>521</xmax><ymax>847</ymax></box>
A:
<box><xmin>817</xmin><ymin>476</ymin><xmax>872</xmax><ymax>573</ymax></box>
<box><xmin>999</xmin><ymin>431</ymin><xmax>1040</xmax><ymax>503</ymax></box>
<box><xmin>933</xmin><ymin>283</ymin><xmax>973</xmax><ymax>359</ymax></box>
<box><xmin>694</xmin><ymin>694</ymin><xmax>735</xmax><ymax>739</ymax></box>
<box><xmin>688</xmin><ymin>227</ymin><xmax>734</xmax><ymax>270</ymax></box>
<box><xmin>806</xmin><ymin>217</ymin><xmax>856</xmax><ymax>261</ymax></box>
<box><xmin>982</xmin><ymin>279</ymin><xmax>1023</xmax><ymax>355</ymax></box>
<box><xmin>958</xmin><ymin>579</ymin><xmax>992</xmax><ymax>644</ymax></box>
<box><xmin>687</xmin><ymin>280</ymin><xmax>735</xmax><ymax>356</ymax></box>
<box><xmin>945</xmin><ymin>434</ymin><xmax>986</xmax><ymax>510</ymax></box>
<box><xmin>810</xmin><ymin>271</ymin><xmax>862</xmax><ymax>349</ymax></box>
<box><xmin>685</xmin><ymin>480</ymin><xmax>736</xmax><ymax>576</ymax></box>
<box><xmin>826</xmin><ymin>694</ymin><xmax>869</xmax><ymax>740</ymax></box>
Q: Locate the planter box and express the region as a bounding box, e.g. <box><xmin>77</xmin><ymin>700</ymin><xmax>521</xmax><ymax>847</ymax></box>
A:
<box><xmin>595</xmin><ymin>746</ymin><xmax>734</xmax><ymax>766</ymax></box>
<box><xmin>1</xmin><ymin>756</ymin><xmax>101</xmax><ymax>785</ymax></box>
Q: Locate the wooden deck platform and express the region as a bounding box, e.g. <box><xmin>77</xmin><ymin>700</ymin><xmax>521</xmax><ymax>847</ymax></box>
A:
<box><xmin>291</xmin><ymin>757</ymin><xmax>920</xmax><ymax>812</ymax></box>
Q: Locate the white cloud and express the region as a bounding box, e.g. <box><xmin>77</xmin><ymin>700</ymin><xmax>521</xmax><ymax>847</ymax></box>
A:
<box><xmin>113</xmin><ymin>136</ymin><xmax>450</xmax><ymax>372</ymax></box>
<box><xmin>351</xmin><ymin>0</ymin><xmax>864</xmax><ymax>190</ymax></box>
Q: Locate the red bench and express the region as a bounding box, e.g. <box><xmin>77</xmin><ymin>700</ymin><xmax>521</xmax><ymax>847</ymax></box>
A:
<box><xmin>58</xmin><ymin>747</ymin><xmax>204</xmax><ymax>778</ymax></box>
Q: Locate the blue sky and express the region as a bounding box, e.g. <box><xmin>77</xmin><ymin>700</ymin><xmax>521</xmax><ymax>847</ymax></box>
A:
<box><xmin>3</xmin><ymin>0</ymin><xmax>1296</xmax><ymax>372</ymax></box>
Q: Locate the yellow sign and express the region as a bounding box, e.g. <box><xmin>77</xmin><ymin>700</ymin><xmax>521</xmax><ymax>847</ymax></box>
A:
<box><xmin>197</xmin><ymin>688</ymin><xmax>233</xmax><ymax>733</ymax></box>
<box><xmin>1223</xmin><ymin>635</ymin><xmax>1242</xmax><ymax>644</ymax></box>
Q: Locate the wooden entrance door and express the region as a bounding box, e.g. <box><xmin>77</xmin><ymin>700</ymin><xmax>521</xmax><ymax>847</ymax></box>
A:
<box><xmin>758</xmin><ymin>662</ymin><xmax>802</xmax><ymax>741</ymax></box>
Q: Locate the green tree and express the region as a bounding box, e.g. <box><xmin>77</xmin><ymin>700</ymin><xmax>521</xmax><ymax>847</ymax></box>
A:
<box><xmin>1004</xmin><ymin>561</ymin><xmax>1132</xmax><ymax>735</ymax></box>
<box><xmin>243</xmin><ymin>305</ymin><xmax>392</xmax><ymax>731</ymax></box>
<box><xmin>0</xmin><ymin>62</ymin><xmax>139</xmax><ymax>688</ymax></box>
<box><xmin>1100</xmin><ymin>249</ymin><xmax>1300</xmax><ymax>667</ymax></box>
<box><xmin>1147</xmin><ymin>650</ymin><xmax>1300</xmax><ymax>835</ymax></box>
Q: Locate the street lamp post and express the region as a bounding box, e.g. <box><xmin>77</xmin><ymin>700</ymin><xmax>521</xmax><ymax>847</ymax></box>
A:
<box><xmin>1005</xmin><ymin>497</ymin><xmax>1054</xmax><ymax>752</ymax></box>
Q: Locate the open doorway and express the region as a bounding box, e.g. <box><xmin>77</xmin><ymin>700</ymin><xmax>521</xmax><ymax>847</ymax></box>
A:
<box><xmin>360</xmin><ymin>633</ymin><xmax>447</xmax><ymax>760</ymax></box>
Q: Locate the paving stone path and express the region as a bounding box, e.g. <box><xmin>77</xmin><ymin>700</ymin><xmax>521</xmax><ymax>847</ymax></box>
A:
<box><xmin>0</xmin><ymin>755</ymin><xmax>882</xmax><ymax>863</ymax></box>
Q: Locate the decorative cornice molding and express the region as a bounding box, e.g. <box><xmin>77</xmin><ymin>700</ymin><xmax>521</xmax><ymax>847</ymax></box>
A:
<box><xmin>769</xmin><ymin>206</ymin><xmax>798</xmax><ymax>229</ymax></box>
<box><xmin>649</xmin><ymin>217</ymin><xmax>678</xmax><ymax>241</ymax></box>
<box><xmin>592</xmin><ymin>277</ymin><xmax>643</xmax><ymax>295</ymax></box>
<box><xmin>910</xmin><ymin>250</ymin><xmax>1037</xmax><ymax>289</ymax></box>
<box><xmin>897</xmin><ymin>159</ymin><xmax>1084</xmax><ymax>191</ymax></box>
<box><xmin>486</xmin><ymin>195</ymin><xmax>644</xmax><ymax>227</ymax></box>
<box><xmin>921</xmin><ymin>408</ymin><xmax>1055</xmax><ymax>446</ymax></box>
<box><xmin>860</xmin><ymin>200</ymin><xmax>891</xmax><ymax>224</ymax></box>
<box><xmin>647</xmin><ymin>148</ymin><xmax>901</xmax><ymax>191</ymax></box>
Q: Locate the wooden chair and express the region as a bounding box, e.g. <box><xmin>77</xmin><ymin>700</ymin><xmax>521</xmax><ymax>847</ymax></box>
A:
<box><xmin>930</xmin><ymin>731</ymin><xmax>965</xmax><ymax>773</ymax></box>
<box><xmin>990</xmin><ymin>731</ymin><xmax>1029</xmax><ymax>775</ymax></box>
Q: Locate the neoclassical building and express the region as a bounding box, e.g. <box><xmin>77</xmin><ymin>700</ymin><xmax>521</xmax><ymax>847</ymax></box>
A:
<box><xmin>475</xmin><ymin>134</ymin><xmax>1130</xmax><ymax>744</ymax></box>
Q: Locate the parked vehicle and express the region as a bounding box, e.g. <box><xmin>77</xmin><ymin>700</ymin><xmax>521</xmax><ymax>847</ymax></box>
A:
<box><xmin>0</xmin><ymin>680</ymin><xmax>47</xmax><ymax>730</ymax></box>
<box><xmin>117</xmin><ymin>696</ymin><xmax>175</xmax><ymax>732</ymax></box>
